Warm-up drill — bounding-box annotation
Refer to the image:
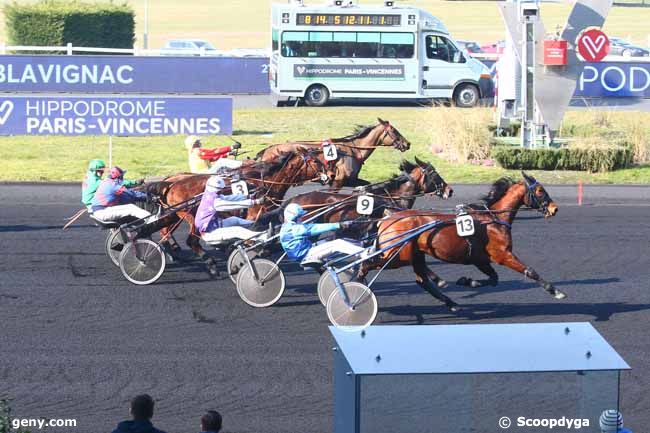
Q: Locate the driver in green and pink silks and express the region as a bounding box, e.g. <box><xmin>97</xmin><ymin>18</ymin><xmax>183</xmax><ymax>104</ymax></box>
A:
<box><xmin>81</xmin><ymin>159</ymin><xmax>142</xmax><ymax>212</ymax></box>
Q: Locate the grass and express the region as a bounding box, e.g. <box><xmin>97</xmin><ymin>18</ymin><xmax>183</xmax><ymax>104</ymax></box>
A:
<box><xmin>1</xmin><ymin>0</ymin><xmax>650</xmax><ymax>50</ymax></box>
<box><xmin>2</xmin><ymin>107</ymin><xmax>650</xmax><ymax>184</ymax></box>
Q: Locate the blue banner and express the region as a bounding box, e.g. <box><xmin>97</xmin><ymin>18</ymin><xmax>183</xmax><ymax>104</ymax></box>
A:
<box><xmin>0</xmin><ymin>55</ymin><xmax>270</xmax><ymax>94</ymax></box>
<box><xmin>0</xmin><ymin>96</ymin><xmax>232</xmax><ymax>136</ymax></box>
<box><xmin>575</xmin><ymin>62</ymin><xmax>650</xmax><ymax>97</ymax></box>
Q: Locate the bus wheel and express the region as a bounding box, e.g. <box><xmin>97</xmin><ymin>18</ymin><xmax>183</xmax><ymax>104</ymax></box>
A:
<box><xmin>304</xmin><ymin>85</ymin><xmax>329</xmax><ymax>107</ymax></box>
<box><xmin>453</xmin><ymin>83</ymin><xmax>479</xmax><ymax>108</ymax></box>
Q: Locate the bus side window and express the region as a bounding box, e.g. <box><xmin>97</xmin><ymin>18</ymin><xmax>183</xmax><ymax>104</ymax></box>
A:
<box><xmin>426</xmin><ymin>35</ymin><xmax>449</xmax><ymax>62</ymax></box>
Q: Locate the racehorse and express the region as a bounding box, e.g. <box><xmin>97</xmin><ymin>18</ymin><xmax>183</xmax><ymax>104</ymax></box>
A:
<box><xmin>284</xmin><ymin>158</ymin><xmax>453</xmax><ymax>233</ymax></box>
<box><xmin>361</xmin><ymin>172</ymin><xmax>563</xmax><ymax>312</ymax></box>
<box><xmin>256</xmin><ymin>118</ymin><xmax>411</xmax><ymax>189</ymax></box>
<box><xmin>145</xmin><ymin>148</ymin><xmax>332</xmax><ymax>273</ymax></box>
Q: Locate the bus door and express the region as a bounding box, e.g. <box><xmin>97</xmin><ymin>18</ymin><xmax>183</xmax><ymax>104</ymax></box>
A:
<box><xmin>420</xmin><ymin>33</ymin><xmax>468</xmax><ymax>98</ymax></box>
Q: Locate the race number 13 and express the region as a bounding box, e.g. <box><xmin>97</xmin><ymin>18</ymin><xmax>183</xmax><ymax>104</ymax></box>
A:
<box><xmin>455</xmin><ymin>214</ymin><xmax>475</xmax><ymax>237</ymax></box>
<box><xmin>356</xmin><ymin>195</ymin><xmax>374</xmax><ymax>215</ymax></box>
<box><xmin>323</xmin><ymin>143</ymin><xmax>338</xmax><ymax>161</ymax></box>
<box><xmin>231</xmin><ymin>180</ymin><xmax>249</xmax><ymax>196</ymax></box>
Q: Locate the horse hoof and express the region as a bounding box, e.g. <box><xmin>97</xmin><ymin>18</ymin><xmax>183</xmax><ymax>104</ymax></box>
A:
<box><xmin>456</xmin><ymin>277</ymin><xmax>470</xmax><ymax>286</ymax></box>
<box><xmin>437</xmin><ymin>279</ymin><xmax>448</xmax><ymax>289</ymax></box>
<box><xmin>554</xmin><ymin>290</ymin><xmax>567</xmax><ymax>300</ymax></box>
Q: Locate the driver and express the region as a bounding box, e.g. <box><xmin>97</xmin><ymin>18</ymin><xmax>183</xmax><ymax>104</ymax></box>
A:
<box><xmin>279</xmin><ymin>203</ymin><xmax>365</xmax><ymax>267</ymax></box>
<box><xmin>185</xmin><ymin>135</ymin><xmax>243</xmax><ymax>174</ymax></box>
<box><xmin>91</xmin><ymin>167</ymin><xmax>152</xmax><ymax>223</ymax></box>
<box><xmin>195</xmin><ymin>175</ymin><xmax>267</xmax><ymax>244</ymax></box>
<box><xmin>81</xmin><ymin>159</ymin><xmax>143</xmax><ymax>212</ymax></box>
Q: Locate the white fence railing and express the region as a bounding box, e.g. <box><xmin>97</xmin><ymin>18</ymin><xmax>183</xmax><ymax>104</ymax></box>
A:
<box><xmin>0</xmin><ymin>42</ymin><xmax>269</xmax><ymax>57</ymax></box>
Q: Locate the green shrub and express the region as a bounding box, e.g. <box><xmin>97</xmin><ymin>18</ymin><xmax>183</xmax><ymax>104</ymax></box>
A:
<box><xmin>492</xmin><ymin>146</ymin><xmax>634</xmax><ymax>172</ymax></box>
<box><xmin>4</xmin><ymin>1</ymin><xmax>134</xmax><ymax>50</ymax></box>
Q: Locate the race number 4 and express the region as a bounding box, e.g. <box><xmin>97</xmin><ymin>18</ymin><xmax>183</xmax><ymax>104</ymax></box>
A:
<box><xmin>231</xmin><ymin>180</ymin><xmax>249</xmax><ymax>196</ymax></box>
<box><xmin>323</xmin><ymin>143</ymin><xmax>338</xmax><ymax>161</ymax></box>
<box><xmin>356</xmin><ymin>195</ymin><xmax>374</xmax><ymax>215</ymax></box>
<box><xmin>455</xmin><ymin>214</ymin><xmax>475</xmax><ymax>237</ymax></box>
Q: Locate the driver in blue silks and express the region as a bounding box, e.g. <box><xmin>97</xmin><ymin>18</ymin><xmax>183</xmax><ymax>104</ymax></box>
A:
<box><xmin>279</xmin><ymin>203</ymin><xmax>365</xmax><ymax>266</ymax></box>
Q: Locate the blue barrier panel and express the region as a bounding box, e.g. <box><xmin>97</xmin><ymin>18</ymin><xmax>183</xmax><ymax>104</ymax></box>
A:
<box><xmin>576</xmin><ymin>62</ymin><xmax>650</xmax><ymax>97</ymax></box>
<box><xmin>0</xmin><ymin>55</ymin><xmax>270</xmax><ymax>94</ymax></box>
<box><xmin>0</xmin><ymin>95</ymin><xmax>232</xmax><ymax>135</ymax></box>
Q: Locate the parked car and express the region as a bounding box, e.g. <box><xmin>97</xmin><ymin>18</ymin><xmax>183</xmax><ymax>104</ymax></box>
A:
<box><xmin>456</xmin><ymin>40</ymin><xmax>483</xmax><ymax>54</ymax></box>
<box><xmin>481</xmin><ymin>40</ymin><xmax>505</xmax><ymax>55</ymax></box>
<box><xmin>160</xmin><ymin>39</ymin><xmax>219</xmax><ymax>56</ymax></box>
<box><xmin>608</xmin><ymin>37</ymin><xmax>649</xmax><ymax>58</ymax></box>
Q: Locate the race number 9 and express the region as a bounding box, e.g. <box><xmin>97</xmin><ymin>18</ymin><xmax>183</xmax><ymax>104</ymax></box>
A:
<box><xmin>356</xmin><ymin>195</ymin><xmax>374</xmax><ymax>215</ymax></box>
<box><xmin>231</xmin><ymin>180</ymin><xmax>249</xmax><ymax>196</ymax></box>
<box><xmin>323</xmin><ymin>143</ymin><xmax>338</xmax><ymax>161</ymax></box>
<box><xmin>455</xmin><ymin>214</ymin><xmax>475</xmax><ymax>237</ymax></box>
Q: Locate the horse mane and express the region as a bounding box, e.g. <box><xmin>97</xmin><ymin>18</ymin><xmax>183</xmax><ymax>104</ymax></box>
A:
<box><xmin>332</xmin><ymin>124</ymin><xmax>376</xmax><ymax>142</ymax></box>
<box><xmin>481</xmin><ymin>177</ymin><xmax>516</xmax><ymax>206</ymax></box>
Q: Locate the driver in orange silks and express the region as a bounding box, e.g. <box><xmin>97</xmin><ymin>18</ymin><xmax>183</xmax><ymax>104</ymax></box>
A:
<box><xmin>185</xmin><ymin>135</ymin><xmax>243</xmax><ymax>174</ymax></box>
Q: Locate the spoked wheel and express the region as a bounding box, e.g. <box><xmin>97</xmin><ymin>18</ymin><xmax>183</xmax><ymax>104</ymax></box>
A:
<box><xmin>326</xmin><ymin>282</ymin><xmax>377</xmax><ymax>330</ymax></box>
<box><xmin>317</xmin><ymin>268</ymin><xmax>358</xmax><ymax>307</ymax></box>
<box><xmin>236</xmin><ymin>258</ymin><xmax>285</xmax><ymax>307</ymax></box>
<box><xmin>227</xmin><ymin>248</ymin><xmax>259</xmax><ymax>284</ymax></box>
<box><xmin>105</xmin><ymin>229</ymin><xmax>125</xmax><ymax>267</ymax></box>
<box><xmin>119</xmin><ymin>239</ymin><xmax>166</xmax><ymax>286</ymax></box>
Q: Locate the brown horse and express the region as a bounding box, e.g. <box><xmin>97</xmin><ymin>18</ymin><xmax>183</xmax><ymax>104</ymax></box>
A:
<box><xmin>362</xmin><ymin>172</ymin><xmax>563</xmax><ymax>312</ymax></box>
<box><xmin>146</xmin><ymin>149</ymin><xmax>332</xmax><ymax>272</ymax></box>
<box><xmin>256</xmin><ymin>118</ymin><xmax>410</xmax><ymax>189</ymax></box>
<box><xmin>284</xmin><ymin>158</ymin><xmax>453</xmax><ymax>232</ymax></box>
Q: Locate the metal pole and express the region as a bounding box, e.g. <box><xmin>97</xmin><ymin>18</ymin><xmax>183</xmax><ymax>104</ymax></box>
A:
<box><xmin>109</xmin><ymin>136</ymin><xmax>113</xmax><ymax>167</ymax></box>
<box><xmin>143</xmin><ymin>0</ymin><xmax>149</xmax><ymax>50</ymax></box>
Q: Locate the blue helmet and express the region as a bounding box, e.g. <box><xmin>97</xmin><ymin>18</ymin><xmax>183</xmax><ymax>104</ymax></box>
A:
<box><xmin>284</xmin><ymin>203</ymin><xmax>306</xmax><ymax>222</ymax></box>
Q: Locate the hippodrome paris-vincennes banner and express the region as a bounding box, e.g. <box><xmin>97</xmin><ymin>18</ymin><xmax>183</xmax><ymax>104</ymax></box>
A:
<box><xmin>0</xmin><ymin>96</ymin><xmax>232</xmax><ymax>136</ymax></box>
<box><xmin>0</xmin><ymin>55</ymin><xmax>269</xmax><ymax>94</ymax></box>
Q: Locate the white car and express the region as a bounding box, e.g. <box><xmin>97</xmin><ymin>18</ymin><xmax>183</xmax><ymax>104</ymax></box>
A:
<box><xmin>160</xmin><ymin>39</ymin><xmax>219</xmax><ymax>56</ymax></box>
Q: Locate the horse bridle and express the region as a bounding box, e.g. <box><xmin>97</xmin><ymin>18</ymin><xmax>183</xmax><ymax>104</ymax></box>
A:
<box><xmin>523</xmin><ymin>180</ymin><xmax>551</xmax><ymax>214</ymax></box>
<box><xmin>378</xmin><ymin>123</ymin><xmax>406</xmax><ymax>150</ymax></box>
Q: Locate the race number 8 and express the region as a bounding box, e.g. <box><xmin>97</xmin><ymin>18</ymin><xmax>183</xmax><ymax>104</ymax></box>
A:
<box><xmin>356</xmin><ymin>195</ymin><xmax>374</xmax><ymax>215</ymax></box>
<box><xmin>455</xmin><ymin>214</ymin><xmax>475</xmax><ymax>237</ymax></box>
<box><xmin>323</xmin><ymin>143</ymin><xmax>338</xmax><ymax>161</ymax></box>
<box><xmin>231</xmin><ymin>180</ymin><xmax>249</xmax><ymax>196</ymax></box>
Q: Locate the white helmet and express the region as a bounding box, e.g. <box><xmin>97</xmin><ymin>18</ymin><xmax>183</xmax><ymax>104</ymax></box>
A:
<box><xmin>206</xmin><ymin>176</ymin><xmax>226</xmax><ymax>192</ymax></box>
<box><xmin>284</xmin><ymin>203</ymin><xmax>306</xmax><ymax>222</ymax></box>
<box><xmin>184</xmin><ymin>135</ymin><xmax>201</xmax><ymax>150</ymax></box>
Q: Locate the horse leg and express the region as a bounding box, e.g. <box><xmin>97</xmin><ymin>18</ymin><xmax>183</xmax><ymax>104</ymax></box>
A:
<box><xmin>457</xmin><ymin>263</ymin><xmax>499</xmax><ymax>288</ymax></box>
<box><xmin>413</xmin><ymin>253</ymin><xmax>459</xmax><ymax>312</ymax></box>
<box><xmin>494</xmin><ymin>252</ymin><xmax>566</xmax><ymax>299</ymax></box>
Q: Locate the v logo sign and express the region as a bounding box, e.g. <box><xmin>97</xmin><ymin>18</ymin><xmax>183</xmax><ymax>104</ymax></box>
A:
<box><xmin>0</xmin><ymin>100</ymin><xmax>14</xmax><ymax>126</ymax></box>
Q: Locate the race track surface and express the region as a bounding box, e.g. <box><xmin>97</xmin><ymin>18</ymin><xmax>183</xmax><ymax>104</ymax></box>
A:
<box><xmin>1</xmin><ymin>184</ymin><xmax>649</xmax><ymax>433</ymax></box>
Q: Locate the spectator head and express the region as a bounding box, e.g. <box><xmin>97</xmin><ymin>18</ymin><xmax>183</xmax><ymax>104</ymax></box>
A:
<box><xmin>200</xmin><ymin>410</ymin><xmax>222</xmax><ymax>432</ymax></box>
<box><xmin>599</xmin><ymin>409</ymin><xmax>624</xmax><ymax>433</ymax></box>
<box><xmin>130</xmin><ymin>394</ymin><xmax>155</xmax><ymax>421</ymax></box>
<box><xmin>185</xmin><ymin>135</ymin><xmax>202</xmax><ymax>150</ymax></box>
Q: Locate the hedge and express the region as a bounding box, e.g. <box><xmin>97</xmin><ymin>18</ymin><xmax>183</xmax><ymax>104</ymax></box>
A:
<box><xmin>4</xmin><ymin>1</ymin><xmax>135</xmax><ymax>50</ymax></box>
<box><xmin>492</xmin><ymin>146</ymin><xmax>634</xmax><ymax>172</ymax></box>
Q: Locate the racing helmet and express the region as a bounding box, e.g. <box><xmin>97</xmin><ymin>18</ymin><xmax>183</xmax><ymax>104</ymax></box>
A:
<box><xmin>206</xmin><ymin>176</ymin><xmax>226</xmax><ymax>192</ymax></box>
<box><xmin>88</xmin><ymin>159</ymin><xmax>106</xmax><ymax>172</ymax></box>
<box><xmin>184</xmin><ymin>135</ymin><xmax>201</xmax><ymax>150</ymax></box>
<box><xmin>284</xmin><ymin>203</ymin><xmax>306</xmax><ymax>222</ymax></box>
<box><xmin>108</xmin><ymin>166</ymin><xmax>126</xmax><ymax>180</ymax></box>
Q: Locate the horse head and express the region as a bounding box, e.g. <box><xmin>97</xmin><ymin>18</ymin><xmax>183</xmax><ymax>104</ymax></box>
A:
<box><xmin>521</xmin><ymin>171</ymin><xmax>558</xmax><ymax>218</ymax></box>
<box><xmin>398</xmin><ymin>157</ymin><xmax>452</xmax><ymax>199</ymax></box>
<box><xmin>376</xmin><ymin>118</ymin><xmax>410</xmax><ymax>152</ymax></box>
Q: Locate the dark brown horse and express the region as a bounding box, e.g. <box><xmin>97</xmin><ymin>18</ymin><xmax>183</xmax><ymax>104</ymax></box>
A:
<box><xmin>284</xmin><ymin>158</ymin><xmax>453</xmax><ymax>232</ymax></box>
<box><xmin>362</xmin><ymin>173</ymin><xmax>563</xmax><ymax>312</ymax></box>
<box><xmin>146</xmin><ymin>149</ymin><xmax>332</xmax><ymax>272</ymax></box>
<box><xmin>256</xmin><ymin>118</ymin><xmax>410</xmax><ymax>189</ymax></box>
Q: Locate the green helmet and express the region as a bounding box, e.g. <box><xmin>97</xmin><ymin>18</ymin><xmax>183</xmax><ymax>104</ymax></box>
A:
<box><xmin>88</xmin><ymin>159</ymin><xmax>106</xmax><ymax>171</ymax></box>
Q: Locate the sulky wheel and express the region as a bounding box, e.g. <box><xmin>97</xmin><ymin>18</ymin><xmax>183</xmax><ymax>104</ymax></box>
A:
<box><xmin>326</xmin><ymin>282</ymin><xmax>377</xmax><ymax>330</ymax></box>
<box><xmin>227</xmin><ymin>248</ymin><xmax>259</xmax><ymax>284</ymax></box>
<box><xmin>236</xmin><ymin>258</ymin><xmax>285</xmax><ymax>308</ymax></box>
<box><xmin>105</xmin><ymin>228</ymin><xmax>125</xmax><ymax>267</ymax></box>
<box><xmin>317</xmin><ymin>268</ymin><xmax>358</xmax><ymax>307</ymax></box>
<box><xmin>119</xmin><ymin>239</ymin><xmax>166</xmax><ymax>286</ymax></box>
